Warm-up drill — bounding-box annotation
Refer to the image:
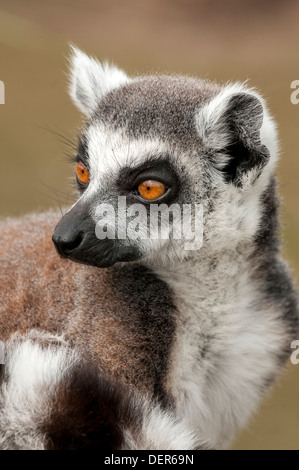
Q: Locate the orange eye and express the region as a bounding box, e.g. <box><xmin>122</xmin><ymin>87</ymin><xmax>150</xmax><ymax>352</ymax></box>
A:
<box><xmin>76</xmin><ymin>161</ymin><xmax>90</xmax><ymax>185</ymax></box>
<box><xmin>137</xmin><ymin>180</ymin><xmax>166</xmax><ymax>201</ymax></box>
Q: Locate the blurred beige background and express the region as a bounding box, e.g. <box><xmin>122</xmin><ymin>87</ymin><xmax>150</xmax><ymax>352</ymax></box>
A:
<box><xmin>0</xmin><ymin>0</ymin><xmax>298</xmax><ymax>449</ymax></box>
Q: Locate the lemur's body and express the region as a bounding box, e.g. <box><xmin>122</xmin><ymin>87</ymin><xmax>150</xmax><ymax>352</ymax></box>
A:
<box><xmin>0</xmin><ymin>48</ymin><xmax>298</xmax><ymax>449</ymax></box>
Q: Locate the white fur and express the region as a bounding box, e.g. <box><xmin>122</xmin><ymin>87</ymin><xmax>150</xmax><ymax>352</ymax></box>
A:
<box><xmin>85</xmin><ymin>124</ymin><xmax>167</xmax><ymax>197</ymax></box>
<box><xmin>123</xmin><ymin>399</ymin><xmax>208</xmax><ymax>450</ymax></box>
<box><xmin>0</xmin><ymin>332</ymin><xmax>78</xmax><ymax>450</ymax></box>
<box><xmin>69</xmin><ymin>46</ymin><xmax>130</xmax><ymax>116</ymax></box>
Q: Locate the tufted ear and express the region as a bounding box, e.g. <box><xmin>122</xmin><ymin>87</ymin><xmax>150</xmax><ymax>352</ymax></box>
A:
<box><xmin>68</xmin><ymin>46</ymin><xmax>130</xmax><ymax>116</ymax></box>
<box><xmin>196</xmin><ymin>84</ymin><xmax>278</xmax><ymax>187</ymax></box>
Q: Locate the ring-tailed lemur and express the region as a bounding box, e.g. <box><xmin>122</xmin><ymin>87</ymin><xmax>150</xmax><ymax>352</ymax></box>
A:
<box><xmin>0</xmin><ymin>47</ymin><xmax>298</xmax><ymax>450</ymax></box>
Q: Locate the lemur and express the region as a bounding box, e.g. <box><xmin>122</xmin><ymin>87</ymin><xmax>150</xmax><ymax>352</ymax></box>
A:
<box><xmin>0</xmin><ymin>47</ymin><xmax>298</xmax><ymax>450</ymax></box>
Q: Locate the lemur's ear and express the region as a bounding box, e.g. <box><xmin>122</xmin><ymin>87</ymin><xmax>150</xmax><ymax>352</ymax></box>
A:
<box><xmin>196</xmin><ymin>84</ymin><xmax>278</xmax><ymax>187</ymax></box>
<box><xmin>69</xmin><ymin>46</ymin><xmax>130</xmax><ymax>116</ymax></box>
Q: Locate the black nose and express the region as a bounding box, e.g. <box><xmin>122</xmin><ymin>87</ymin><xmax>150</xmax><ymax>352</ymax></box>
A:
<box><xmin>52</xmin><ymin>231</ymin><xmax>84</xmax><ymax>257</ymax></box>
<box><xmin>52</xmin><ymin>202</ymin><xmax>95</xmax><ymax>260</ymax></box>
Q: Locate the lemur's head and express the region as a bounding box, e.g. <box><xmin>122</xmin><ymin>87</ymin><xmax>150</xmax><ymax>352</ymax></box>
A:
<box><xmin>53</xmin><ymin>47</ymin><xmax>278</xmax><ymax>269</ymax></box>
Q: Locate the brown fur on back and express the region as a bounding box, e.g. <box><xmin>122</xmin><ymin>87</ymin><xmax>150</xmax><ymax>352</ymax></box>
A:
<box><xmin>0</xmin><ymin>212</ymin><xmax>177</xmax><ymax>399</ymax></box>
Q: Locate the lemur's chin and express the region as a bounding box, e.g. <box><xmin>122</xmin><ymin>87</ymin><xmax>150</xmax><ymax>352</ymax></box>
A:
<box><xmin>58</xmin><ymin>243</ymin><xmax>143</xmax><ymax>269</ymax></box>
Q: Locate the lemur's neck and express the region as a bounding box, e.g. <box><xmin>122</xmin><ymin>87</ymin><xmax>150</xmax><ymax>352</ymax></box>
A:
<box><xmin>146</xmin><ymin>240</ymin><xmax>255</xmax><ymax>310</ymax></box>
